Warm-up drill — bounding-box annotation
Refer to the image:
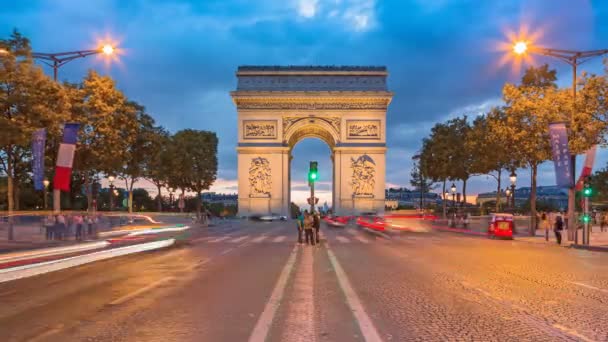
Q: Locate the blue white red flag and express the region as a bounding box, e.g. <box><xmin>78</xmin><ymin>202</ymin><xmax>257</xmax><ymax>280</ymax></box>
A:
<box><xmin>53</xmin><ymin>123</ymin><xmax>79</xmax><ymax>191</ymax></box>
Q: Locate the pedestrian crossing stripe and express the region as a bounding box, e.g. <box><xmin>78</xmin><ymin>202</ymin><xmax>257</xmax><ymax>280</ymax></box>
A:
<box><xmin>251</xmin><ymin>236</ymin><xmax>267</xmax><ymax>243</ymax></box>
<box><xmin>273</xmin><ymin>236</ymin><xmax>286</xmax><ymax>243</ymax></box>
<box><xmin>208</xmin><ymin>236</ymin><xmax>230</xmax><ymax>243</ymax></box>
<box><xmin>336</xmin><ymin>236</ymin><xmax>350</xmax><ymax>243</ymax></box>
<box><xmin>354</xmin><ymin>236</ymin><xmax>369</xmax><ymax>243</ymax></box>
<box><xmin>229</xmin><ymin>235</ymin><xmax>249</xmax><ymax>243</ymax></box>
<box><xmin>200</xmin><ymin>233</ymin><xmax>393</xmax><ymax>244</ymax></box>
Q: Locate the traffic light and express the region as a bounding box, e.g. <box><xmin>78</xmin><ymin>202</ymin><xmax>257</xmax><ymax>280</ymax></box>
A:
<box><xmin>581</xmin><ymin>214</ymin><xmax>592</xmax><ymax>224</ymax></box>
<box><xmin>582</xmin><ymin>180</ymin><xmax>593</xmax><ymax>198</ymax></box>
<box><xmin>308</xmin><ymin>161</ymin><xmax>318</xmax><ymax>183</ymax></box>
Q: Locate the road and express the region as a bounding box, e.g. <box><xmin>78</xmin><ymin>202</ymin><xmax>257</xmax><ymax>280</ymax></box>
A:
<box><xmin>2</xmin><ymin>220</ymin><xmax>608</xmax><ymax>341</ymax></box>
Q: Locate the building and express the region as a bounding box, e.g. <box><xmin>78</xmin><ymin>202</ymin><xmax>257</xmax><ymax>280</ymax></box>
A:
<box><xmin>475</xmin><ymin>185</ymin><xmax>568</xmax><ymax>209</ymax></box>
<box><xmin>201</xmin><ymin>192</ymin><xmax>238</xmax><ymax>206</ymax></box>
<box><xmin>385</xmin><ymin>188</ymin><xmax>440</xmax><ymax>208</ymax></box>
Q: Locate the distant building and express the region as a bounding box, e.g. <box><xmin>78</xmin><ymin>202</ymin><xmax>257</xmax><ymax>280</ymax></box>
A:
<box><xmin>476</xmin><ymin>185</ymin><xmax>568</xmax><ymax>209</ymax></box>
<box><xmin>385</xmin><ymin>188</ymin><xmax>440</xmax><ymax>208</ymax></box>
<box><xmin>201</xmin><ymin>192</ymin><xmax>238</xmax><ymax>206</ymax></box>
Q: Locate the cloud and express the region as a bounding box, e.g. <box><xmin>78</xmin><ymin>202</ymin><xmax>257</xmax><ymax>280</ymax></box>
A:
<box><xmin>297</xmin><ymin>0</ymin><xmax>319</xmax><ymax>18</ymax></box>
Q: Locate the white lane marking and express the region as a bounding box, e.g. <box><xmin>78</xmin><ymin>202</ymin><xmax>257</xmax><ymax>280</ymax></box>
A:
<box><xmin>220</xmin><ymin>248</ymin><xmax>234</xmax><ymax>255</ymax></box>
<box><xmin>273</xmin><ymin>236</ymin><xmax>287</xmax><ymax>243</ymax></box>
<box><xmin>336</xmin><ymin>236</ymin><xmax>350</xmax><ymax>243</ymax></box>
<box><xmin>109</xmin><ymin>276</ymin><xmax>174</xmax><ymax>306</ymax></box>
<box><xmin>552</xmin><ymin>324</ymin><xmax>595</xmax><ymax>342</ymax></box>
<box><xmin>208</xmin><ymin>236</ymin><xmax>229</xmax><ymax>243</ymax></box>
<box><xmin>229</xmin><ymin>235</ymin><xmax>249</xmax><ymax>243</ymax></box>
<box><xmin>252</xmin><ymin>236</ymin><xmax>267</xmax><ymax>243</ymax></box>
<box><xmin>29</xmin><ymin>324</ymin><xmax>65</xmax><ymax>342</ymax></box>
<box><xmin>281</xmin><ymin>244</ymin><xmax>316</xmax><ymax>341</ymax></box>
<box><xmin>249</xmin><ymin>245</ymin><xmax>299</xmax><ymax>342</ymax></box>
<box><xmin>569</xmin><ymin>281</ymin><xmax>608</xmax><ymax>294</ymax></box>
<box><xmin>326</xmin><ymin>244</ymin><xmax>383</xmax><ymax>342</ymax></box>
<box><xmin>354</xmin><ymin>235</ymin><xmax>370</xmax><ymax>244</ymax></box>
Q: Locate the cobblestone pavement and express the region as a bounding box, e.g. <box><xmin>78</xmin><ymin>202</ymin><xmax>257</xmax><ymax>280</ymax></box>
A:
<box><xmin>1</xmin><ymin>220</ymin><xmax>608</xmax><ymax>341</ymax></box>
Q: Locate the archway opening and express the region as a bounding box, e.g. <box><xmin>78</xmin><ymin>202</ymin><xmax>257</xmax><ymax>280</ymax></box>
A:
<box><xmin>289</xmin><ymin>137</ymin><xmax>333</xmax><ymax>217</ymax></box>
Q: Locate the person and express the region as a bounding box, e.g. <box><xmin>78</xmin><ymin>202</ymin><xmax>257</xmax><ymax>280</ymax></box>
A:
<box><xmin>313</xmin><ymin>211</ymin><xmax>321</xmax><ymax>244</ymax></box>
<box><xmin>540</xmin><ymin>211</ymin><xmax>550</xmax><ymax>241</ymax></box>
<box><xmin>45</xmin><ymin>214</ymin><xmax>56</xmax><ymax>240</ymax></box>
<box><xmin>463</xmin><ymin>213</ymin><xmax>470</xmax><ymax>229</ymax></box>
<box><xmin>74</xmin><ymin>214</ymin><xmax>83</xmax><ymax>241</ymax></box>
<box><xmin>296</xmin><ymin>211</ymin><xmax>304</xmax><ymax>244</ymax></box>
<box><xmin>601</xmin><ymin>212</ymin><xmax>607</xmax><ymax>233</ymax></box>
<box><xmin>554</xmin><ymin>214</ymin><xmax>564</xmax><ymax>245</ymax></box>
<box><xmin>86</xmin><ymin>215</ymin><xmax>94</xmax><ymax>238</ymax></box>
<box><xmin>55</xmin><ymin>214</ymin><xmax>66</xmax><ymax>240</ymax></box>
<box><xmin>303</xmin><ymin>211</ymin><xmax>315</xmax><ymax>246</ymax></box>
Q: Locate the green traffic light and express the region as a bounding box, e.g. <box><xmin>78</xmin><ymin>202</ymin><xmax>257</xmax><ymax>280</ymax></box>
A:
<box><xmin>582</xmin><ymin>215</ymin><xmax>591</xmax><ymax>223</ymax></box>
<box><xmin>583</xmin><ymin>187</ymin><xmax>592</xmax><ymax>197</ymax></box>
<box><xmin>310</xmin><ymin>173</ymin><xmax>317</xmax><ymax>180</ymax></box>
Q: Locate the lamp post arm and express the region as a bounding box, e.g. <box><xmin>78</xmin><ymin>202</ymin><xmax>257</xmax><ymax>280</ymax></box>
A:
<box><xmin>531</xmin><ymin>47</ymin><xmax>608</xmax><ymax>66</ymax></box>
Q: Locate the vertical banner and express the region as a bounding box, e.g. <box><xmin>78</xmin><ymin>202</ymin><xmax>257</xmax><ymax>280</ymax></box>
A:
<box><xmin>53</xmin><ymin>123</ymin><xmax>80</xmax><ymax>192</ymax></box>
<box><xmin>31</xmin><ymin>128</ymin><xmax>46</xmax><ymax>191</ymax></box>
<box><xmin>549</xmin><ymin>123</ymin><xmax>573</xmax><ymax>188</ymax></box>
<box><xmin>575</xmin><ymin>145</ymin><xmax>598</xmax><ymax>191</ymax></box>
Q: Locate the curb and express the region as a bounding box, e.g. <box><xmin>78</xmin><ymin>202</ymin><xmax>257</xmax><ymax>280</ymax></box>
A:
<box><xmin>570</xmin><ymin>244</ymin><xmax>608</xmax><ymax>252</ymax></box>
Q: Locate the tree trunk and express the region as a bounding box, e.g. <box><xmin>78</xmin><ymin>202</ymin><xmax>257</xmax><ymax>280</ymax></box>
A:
<box><xmin>442</xmin><ymin>179</ymin><xmax>447</xmax><ymax>219</ymax></box>
<box><xmin>128</xmin><ymin>179</ymin><xmax>134</xmax><ymax>214</ymax></box>
<box><xmin>495</xmin><ymin>169</ymin><xmax>502</xmax><ymax>213</ymax></box>
<box><xmin>180</xmin><ymin>188</ymin><xmax>185</xmax><ymax>213</ymax></box>
<box><xmin>7</xmin><ymin>148</ymin><xmax>14</xmax><ymax>240</ymax></box>
<box><xmin>530</xmin><ymin>163</ymin><xmax>538</xmax><ymax>236</ymax></box>
<box><xmin>463</xmin><ymin>179</ymin><xmax>467</xmax><ymax>205</ymax></box>
<box><xmin>13</xmin><ymin>181</ymin><xmax>20</xmax><ymax>211</ymax></box>
<box><xmin>196</xmin><ymin>190</ymin><xmax>202</xmax><ymax>222</ymax></box>
<box><xmin>85</xmin><ymin>173</ymin><xmax>93</xmax><ymax>212</ymax></box>
<box><xmin>157</xmin><ymin>184</ymin><xmax>163</xmax><ymax>212</ymax></box>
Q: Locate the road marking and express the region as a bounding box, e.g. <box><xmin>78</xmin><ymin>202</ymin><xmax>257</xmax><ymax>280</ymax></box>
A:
<box><xmin>220</xmin><ymin>248</ymin><xmax>234</xmax><ymax>255</ymax></box>
<box><xmin>569</xmin><ymin>281</ymin><xmax>608</xmax><ymax>294</ymax></box>
<box><xmin>252</xmin><ymin>235</ymin><xmax>267</xmax><ymax>243</ymax></box>
<box><xmin>326</xmin><ymin>244</ymin><xmax>382</xmax><ymax>342</ymax></box>
<box><xmin>354</xmin><ymin>235</ymin><xmax>370</xmax><ymax>244</ymax></box>
<box><xmin>552</xmin><ymin>324</ymin><xmax>595</xmax><ymax>342</ymax></box>
<box><xmin>346</xmin><ymin>229</ymin><xmax>358</xmax><ymax>235</ymax></box>
<box><xmin>249</xmin><ymin>245</ymin><xmax>299</xmax><ymax>342</ymax></box>
<box><xmin>230</xmin><ymin>235</ymin><xmax>249</xmax><ymax>243</ymax></box>
<box><xmin>29</xmin><ymin>324</ymin><xmax>65</xmax><ymax>342</ymax></box>
<box><xmin>188</xmin><ymin>258</ymin><xmax>210</xmax><ymax>271</ymax></box>
<box><xmin>208</xmin><ymin>236</ymin><xmax>229</xmax><ymax>243</ymax></box>
<box><xmin>281</xmin><ymin>244</ymin><xmax>315</xmax><ymax>341</ymax></box>
<box><xmin>273</xmin><ymin>235</ymin><xmax>287</xmax><ymax>243</ymax></box>
<box><xmin>336</xmin><ymin>236</ymin><xmax>350</xmax><ymax>243</ymax></box>
<box><xmin>108</xmin><ymin>276</ymin><xmax>174</xmax><ymax>306</ymax></box>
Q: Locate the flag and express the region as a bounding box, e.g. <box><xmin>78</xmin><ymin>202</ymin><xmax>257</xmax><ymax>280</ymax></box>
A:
<box><xmin>548</xmin><ymin>123</ymin><xmax>573</xmax><ymax>188</ymax></box>
<box><xmin>575</xmin><ymin>145</ymin><xmax>598</xmax><ymax>191</ymax></box>
<box><xmin>32</xmin><ymin>128</ymin><xmax>46</xmax><ymax>191</ymax></box>
<box><xmin>53</xmin><ymin>123</ymin><xmax>79</xmax><ymax>191</ymax></box>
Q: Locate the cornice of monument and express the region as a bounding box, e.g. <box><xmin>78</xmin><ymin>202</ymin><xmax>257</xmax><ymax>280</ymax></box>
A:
<box><xmin>230</xmin><ymin>92</ymin><xmax>393</xmax><ymax>110</ymax></box>
<box><xmin>236</xmin><ymin>65</ymin><xmax>387</xmax><ymax>76</ymax></box>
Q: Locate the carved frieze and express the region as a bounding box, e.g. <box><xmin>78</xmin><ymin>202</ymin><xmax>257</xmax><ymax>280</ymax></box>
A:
<box><xmin>346</xmin><ymin>120</ymin><xmax>381</xmax><ymax>139</ymax></box>
<box><xmin>233</xmin><ymin>98</ymin><xmax>390</xmax><ymax>110</ymax></box>
<box><xmin>282</xmin><ymin>116</ymin><xmax>341</xmax><ymax>136</ymax></box>
<box><xmin>350</xmin><ymin>154</ymin><xmax>376</xmax><ymax>197</ymax></box>
<box><xmin>243</xmin><ymin>120</ymin><xmax>277</xmax><ymax>139</ymax></box>
<box><xmin>249</xmin><ymin>157</ymin><xmax>272</xmax><ymax>197</ymax></box>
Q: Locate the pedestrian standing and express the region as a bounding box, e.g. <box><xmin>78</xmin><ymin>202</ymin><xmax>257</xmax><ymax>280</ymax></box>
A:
<box><xmin>74</xmin><ymin>214</ymin><xmax>83</xmax><ymax>241</ymax></box>
<box><xmin>45</xmin><ymin>214</ymin><xmax>56</xmax><ymax>240</ymax></box>
<box><xmin>56</xmin><ymin>214</ymin><xmax>66</xmax><ymax>240</ymax></box>
<box><xmin>554</xmin><ymin>215</ymin><xmax>564</xmax><ymax>245</ymax></box>
<box><xmin>313</xmin><ymin>211</ymin><xmax>321</xmax><ymax>244</ymax></box>
<box><xmin>540</xmin><ymin>212</ymin><xmax>549</xmax><ymax>241</ymax></box>
<box><xmin>296</xmin><ymin>211</ymin><xmax>304</xmax><ymax>244</ymax></box>
<box><xmin>86</xmin><ymin>215</ymin><xmax>94</xmax><ymax>237</ymax></box>
<box><xmin>303</xmin><ymin>211</ymin><xmax>315</xmax><ymax>246</ymax></box>
<box><xmin>463</xmin><ymin>213</ymin><xmax>470</xmax><ymax>230</ymax></box>
<box><xmin>601</xmin><ymin>212</ymin><xmax>607</xmax><ymax>233</ymax></box>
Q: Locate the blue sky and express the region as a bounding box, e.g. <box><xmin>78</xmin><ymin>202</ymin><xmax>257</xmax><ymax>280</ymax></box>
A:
<box><xmin>2</xmin><ymin>0</ymin><xmax>607</xmax><ymax>207</ymax></box>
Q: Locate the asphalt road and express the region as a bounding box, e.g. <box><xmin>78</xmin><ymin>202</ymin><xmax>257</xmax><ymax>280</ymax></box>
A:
<box><xmin>2</xmin><ymin>220</ymin><xmax>608</xmax><ymax>341</ymax></box>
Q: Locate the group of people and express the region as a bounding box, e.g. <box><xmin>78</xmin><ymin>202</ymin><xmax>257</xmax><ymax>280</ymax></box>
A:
<box><xmin>295</xmin><ymin>210</ymin><xmax>321</xmax><ymax>245</ymax></box>
<box><xmin>44</xmin><ymin>214</ymin><xmax>99</xmax><ymax>241</ymax></box>
<box><xmin>539</xmin><ymin>210</ymin><xmax>608</xmax><ymax>245</ymax></box>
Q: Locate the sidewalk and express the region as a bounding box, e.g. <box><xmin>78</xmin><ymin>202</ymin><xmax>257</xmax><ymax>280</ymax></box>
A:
<box><xmin>515</xmin><ymin>226</ymin><xmax>608</xmax><ymax>251</ymax></box>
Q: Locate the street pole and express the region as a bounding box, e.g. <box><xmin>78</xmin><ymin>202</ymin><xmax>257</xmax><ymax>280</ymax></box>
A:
<box><xmin>583</xmin><ymin>196</ymin><xmax>589</xmax><ymax>245</ymax></box>
<box><xmin>109</xmin><ymin>184</ymin><xmax>114</xmax><ymax>211</ymax></box>
<box><xmin>310</xmin><ymin>180</ymin><xmax>315</xmax><ymax>213</ymax></box>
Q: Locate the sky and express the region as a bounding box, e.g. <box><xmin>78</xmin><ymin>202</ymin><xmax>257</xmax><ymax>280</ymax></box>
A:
<box><xmin>1</xmin><ymin>0</ymin><xmax>608</xmax><ymax>208</ymax></box>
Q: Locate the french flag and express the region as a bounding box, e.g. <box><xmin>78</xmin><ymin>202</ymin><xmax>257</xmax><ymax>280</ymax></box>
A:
<box><xmin>53</xmin><ymin>123</ymin><xmax>80</xmax><ymax>192</ymax></box>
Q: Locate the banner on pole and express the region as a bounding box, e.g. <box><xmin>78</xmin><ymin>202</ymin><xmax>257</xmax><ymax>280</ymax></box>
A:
<box><xmin>575</xmin><ymin>145</ymin><xmax>598</xmax><ymax>191</ymax></box>
<box><xmin>549</xmin><ymin>123</ymin><xmax>573</xmax><ymax>188</ymax></box>
<box><xmin>53</xmin><ymin>123</ymin><xmax>80</xmax><ymax>192</ymax></box>
<box><xmin>32</xmin><ymin>128</ymin><xmax>46</xmax><ymax>191</ymax></box>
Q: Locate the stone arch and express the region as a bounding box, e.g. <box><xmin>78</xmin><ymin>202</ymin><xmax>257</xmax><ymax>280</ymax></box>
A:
<box><xmin>284</xmin><ymin>117</ymin><xmax>339</xmax><ymax>149</ymax></box>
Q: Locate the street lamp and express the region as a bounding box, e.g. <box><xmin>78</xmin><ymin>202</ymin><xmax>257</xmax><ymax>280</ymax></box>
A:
<box><xmin>509</xmin><ymin>171</ymin><xmax>517</xmax><ymax>209</ymax></box>
<box><xmin>512</xmin><ymin>40</ymin><xmax>608</xmax><ymax>240</ymax></box>
<box><xmin>108</xmin><ymin>176</ymin><xmax>115</xmax><ymax>211</ymax></box>
<box><xmin>450</xmin><ymin>183</ymin><xmax>457</xmax><ymax>226</ymax></box>
<box><xmin>43</xmin><ymin>179</ymin><xmax>50</xmax><ymax>210</ymax></box>
<box><xmin>32</xmin><ymin>43</ymin><xmax>117</xmax><ymax>81</ymax></box>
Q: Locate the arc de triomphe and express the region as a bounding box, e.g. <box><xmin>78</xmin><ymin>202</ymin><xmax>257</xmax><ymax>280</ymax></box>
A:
<box><xmin>231</xmin><ymin>66</ymin><xmax>392</xmax><ymax>216</ymax></box>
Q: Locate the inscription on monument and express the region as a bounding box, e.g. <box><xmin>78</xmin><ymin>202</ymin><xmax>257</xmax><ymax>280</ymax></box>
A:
<box><xmin>350</xmin><ymin>154</ymin><xmax>376</xmax><ymax>197</ymax></box>
<box><xmin>347</xmin><ymin>120</ymin><xmax>380</xmax><ymax>139</ymax></box>
<box><xmin>243</xmin><ymin>120</ymin><xmax>277</xmax><ymax>139</ymax></box>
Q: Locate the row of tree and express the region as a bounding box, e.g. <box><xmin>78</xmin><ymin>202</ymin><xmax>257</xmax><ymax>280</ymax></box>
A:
<box><xmin>0</xmin><ymin>30</ymin><xmax>218</xmax><ymax>221</ymax></box>
<box><xmin>417</xmin><ymin>63</ymin><xmax>608</xmax><ymax>234</ymax></box>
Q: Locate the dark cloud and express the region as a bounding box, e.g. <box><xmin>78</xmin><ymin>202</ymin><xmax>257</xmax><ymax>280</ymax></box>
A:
<box><xmin>2</xmin><ymin>0</ymin><xmax>607</xmax><ymax>197</ymax></box>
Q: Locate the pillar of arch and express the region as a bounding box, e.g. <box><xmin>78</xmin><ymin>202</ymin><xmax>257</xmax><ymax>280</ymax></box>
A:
<box><xmin>232</xmin><ymin>66</ymin><xmax>392</xmax><ymax>217</ymax></box>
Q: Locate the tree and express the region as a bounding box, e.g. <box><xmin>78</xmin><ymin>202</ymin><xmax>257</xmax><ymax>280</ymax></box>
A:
<box><xmin>117</xmin><ymin>103</ymin><xmax>158</xmax><ymax>213</ymax></box>
<box><xmin>502</xmin><ymin>64</ymin><xmax>571</xmax><ymax>235</ymax></box>
<box><xmin>68</xmin><ymin>70</ymin><xmax>137</xmax><ymax>211</ymax></box>
<box><xmin>144</xmin><ymin>126</ymin><xmax>170</xmax><ymax>212</ymax></box>
<box><xmin>446</xmin><ymin>116</ymin><xmax>474</xmax><ymax>204</ymax></box>
<box><xmin>167</xmin><ymin>130</ymin><xmax>218</xmax><ymax>222</ymax></box>
<box><xmin>0</xmin><ymin>30</ymin><xmax>68</xmax><ymax>238</ymax></box>
<box><xmin>410</xmin><ymin>159</ymin><xmax>435</xmax><ymax>209</ymax></box>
